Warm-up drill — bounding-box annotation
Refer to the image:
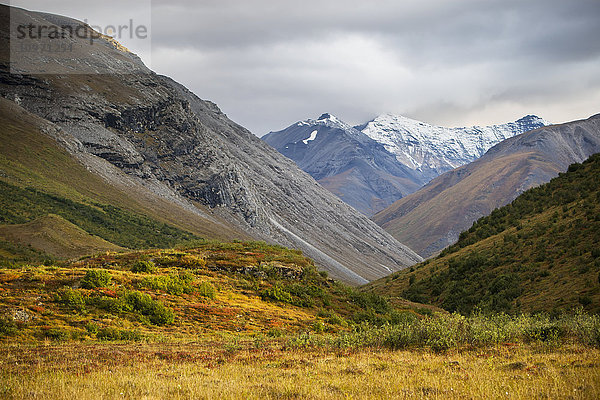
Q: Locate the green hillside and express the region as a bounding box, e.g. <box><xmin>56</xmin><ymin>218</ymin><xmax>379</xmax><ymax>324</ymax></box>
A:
<box><xmin>0</xmin><ymin>214</ymin><xmax>124</xmax><ymax>259</ymax></box>
<box><xmin>366</xmin><ymin>153</ymin><xmax>600</xmax><ymax>314</ymax></box>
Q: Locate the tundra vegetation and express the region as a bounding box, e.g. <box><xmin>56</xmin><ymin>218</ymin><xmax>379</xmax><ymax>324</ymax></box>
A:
<box><xmin>1</xmin><ymin>239</ymin><xmax>599</xmax><ymax>398</ymax></box>
<box><xmin>368</xmin><ymin>155</ymin><xmax>600</xmax><ymax>315</ymax></box>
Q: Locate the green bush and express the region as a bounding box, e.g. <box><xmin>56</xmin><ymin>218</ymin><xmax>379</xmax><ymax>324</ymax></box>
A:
<box><xmin>97</xmin><ymin>327</ymin><xmax>143</xmax><ymax>341</ymax></box>
<box><xmin>123</xmin><ymin>291</ymin><xmax>175</xmax><ymax>325</ymax></box>
<box><xmin>312</xmin><ymin>320</ymin><xmax>325</xmax><ymax>333</ymax></box>
<box><xmin>43</xmin><ymin>327</ymin><xmax>70</xmax><ymax>341</ymax></box>
<box><xmin>132</xmin><ymin>260</ymin><xmax>156</xmax><ymax>274</ymax></box>
<box><xmin>266</xmin><ymin>328</ymin><xmax>283</xmax><ymax>338</ymax></box>
<box><xmin>56</xmin><ymin>287</ymin><xmax>86</xmax><ymax>312</ymax></box>
<box><xmin>560</xmin><ymin>310</ymin><xmax>600</xmax><ymax>346</ymax></box>
<box><xmin>326</xmin><ymin>313</ymin><xmax>347</xmax><ymax>327</ymax></box>
<box><xmin>467</xmin><ymin>311</ymin><xmax>518</xmax><ymax>345</ymax></box>
<box><xmin>298</xmin><ymin>311</ymin><xmax>600</xmax><ymax>351</ymax></box>
<box><xmin>525</xmin><ymin>323</ymin><xmax>562</xmax><ymax>343</ymax></box>
<box><xmin>197</xmin><ymin>281</ymin><xmax>216</xmax><ymax>299</ymax></box>
<box><xmin>381</xmin><ymin>324</ymin><xmax>421</xmax><ymax>349</ymax></box>
<box><xmin>140</xmin><ymin>272</ymin><xmax>194</xmax><ymax>295</ymax></box>
<box><xmin>350</xmin><ymin>290</ymin><xmax>390</xmax><ymax>313</ymax></box>
<box><xmin>261</xmin><ymin>284</ymin><xmax>293</xmax><ymax>304</ymax></box>
<box><xmin>0</xmin><ymin>317</ymin><xmax>18</xmax><ymax>337</ymax></box>
<box><xmin>352</xmin><ymin>309</ymin><xmax>389</xmax><ymax>326</ymax></box>
<box><xmin>91</xmin><ymin>295</ymin><xmax>130</xmax><ymax>314</ymax></box>
<box><xmin>86</xmin><ymin>289</ymin><xmax>174</xmax><ymax>325</ymax></box>
<box><xmin>85</xmin><ymin>322</ymin><xmax>99</xmax><ymax>335</ymax></box>
<box><xmin>81</xmin><ymin>269</ymin><xmax>112</xmax><ymax>289</ymax></box>
<box><xmin>422</xmin><ymin>314</ymin><xmax>466</xmax><ymax>351</ymax></box>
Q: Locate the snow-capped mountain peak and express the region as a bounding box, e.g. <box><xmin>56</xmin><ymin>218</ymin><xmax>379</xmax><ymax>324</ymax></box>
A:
<box><xmin>359</xmin><ymin>114</ymin><xmax>549</xmax><ymax>177</ymax></box>
<box><xmin>263</xmin><ymin>112</ymin><xmax>548</xmax><ymax>216</ymax></box>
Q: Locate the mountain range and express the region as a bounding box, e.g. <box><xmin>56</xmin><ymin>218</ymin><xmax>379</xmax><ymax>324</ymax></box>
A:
<box><xmin>374</xmin><ymin>114</ymin><xmax>600</xmax><ymax>257</ymax></box>
<box><xmin>262</xmin><ymin>113</ymin><xmax>426</xmax><ymax>216</ymax></box>
<box><xmin>263</xmin><ymin>113</ymin><xmax>547</xmax><ymax>215</ymax></box>
<box><xmin>0</xmin><ymin>5</ymin><xmax>421</xmax><ymax>285</ymax></box>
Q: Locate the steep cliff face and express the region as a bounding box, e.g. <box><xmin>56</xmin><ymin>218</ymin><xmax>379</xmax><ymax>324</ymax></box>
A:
<box><xmin>0</xmin><ymin>5</ymin><xmax>421</xmax><ymax>284</ymax></box>
<box><xmin>374</xmin><ymin>115</ymin><xmax>600</xmax><ymax>257</ymax></box>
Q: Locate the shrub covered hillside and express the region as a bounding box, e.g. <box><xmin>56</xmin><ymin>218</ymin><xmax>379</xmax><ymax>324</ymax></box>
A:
<box><xmin>0</xmin><ymin>240</ymin><xmax>427</xmax><ymax>342</ymax></box>
<box><xmin>366</xmin><ymin>153</ymin><xmax>600</xmax><ymax>315</ymax></box>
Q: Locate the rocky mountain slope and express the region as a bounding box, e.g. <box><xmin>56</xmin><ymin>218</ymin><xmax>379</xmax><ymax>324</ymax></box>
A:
<box><xmin>264</xmin><ymin>113</ymin><xmax>546</xmax><ymax>216</ymax></box>
<box><xmin>359</xmin><ymin>113</ymin><xmax>548</xmax><ymax>182</ymax></box>
<box><xmin>0</xmin><ymin>5</ymin><xmax>421</xmax><ymax>284</ymax></box>
<box><xmin>373</xmin><ymin>114</ymin><xmax>600</xmax><ymax>257</ymax></box>
<box><xmin>262</xmin><ymin>114</ymin><xmax>426</xmax><ymax>215</ymax></box>
<box><xmin>366</xmin><ymin>154</ymin><xmax>600</xmax><ymax>314</ymax></box>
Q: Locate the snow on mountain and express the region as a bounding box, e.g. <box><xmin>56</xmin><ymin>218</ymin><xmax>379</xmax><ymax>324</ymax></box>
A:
<box><xmin>262</xmin><ymin>114</ymin><xmax>426</xmax><ymax>216</ymax></box>
<box><xmin>302</xmin><ymin>130</ymin><xmax>318</xmax><ymax>144</ymax></box>
<box><xmin>358</xmin><ymin>114</ymin><xmax>549</xmax><ymax>181</ymax></box>
<box><xmin>263</xmin><ymin>112</ymin><xmax>548</xmax><ymax>216</ymax></box>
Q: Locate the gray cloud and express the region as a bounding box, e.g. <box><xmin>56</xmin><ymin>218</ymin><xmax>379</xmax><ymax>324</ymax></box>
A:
<box><xmin>11</xmin><ymin>0</ymin><xmax>600</xmax><ymax>133</ymax></box>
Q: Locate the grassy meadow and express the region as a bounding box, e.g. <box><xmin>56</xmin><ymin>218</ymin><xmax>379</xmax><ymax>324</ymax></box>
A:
<box><xmin>1</xmin><ymin>341</ymin><xmax>599</xmax><ymax>399</ymax></box>
<box><xmin>1</xmin><ymin>241</ymin><xmax>599</xmax><ymax>398</ymax></box>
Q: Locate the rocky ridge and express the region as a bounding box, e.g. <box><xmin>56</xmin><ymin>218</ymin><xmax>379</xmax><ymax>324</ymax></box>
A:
<box><xmin>0</xmin><ymin>5</ymin><xmax>421</xmax><ymax>284</ymax></box>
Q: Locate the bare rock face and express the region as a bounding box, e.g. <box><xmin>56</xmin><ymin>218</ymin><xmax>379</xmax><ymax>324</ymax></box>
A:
<box><xmin>374</xmin><ymin>114</ymin><xmax>600</xmax><ymax>258</ymax></box>
<box><xmin>0</xmin><ymin>5</ymin><xmax>421</xmax><ymax>284</ymax></box>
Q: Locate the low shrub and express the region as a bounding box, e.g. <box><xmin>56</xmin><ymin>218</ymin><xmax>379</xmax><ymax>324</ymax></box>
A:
<box><xmin>0</xmin><ymin>317</ymin><xmax>18</xmax><ymax>337</ymax></box>
<box><xmin>422</xmin><ymin>314</ymin><xmax>466</xmax><ymax>351</ymax></box>
<box><xmin>85</xmin><ymin>322</ymin><xmax>99</xmax><ymax>335</ymax></box>
<box><xmin>43</xmin><ymin>327</ymin><xmax>70</xmax><ymax>341</ymax></box>
<box><xmin>91</xmin><ymin>295</ymin><xmax>130</xmax><ymax>314</ymax></box>
<box><xmin>140</xmin><ymin>272</ymin><xmax>194</xmax><ymax>295</ymax></box>
<box><xmin>312</xmin><ymin>320</ymin><xmax>325</xmax><ymax>333</ymax></box>
<box><xmin>132</xmin><ymin>260</ymin><xmax>156</xmax><ymax>274</ymax></box>
<box><xmin>467</xmin><ymin>311</ymin><xmax>518</xmax><ymax>345</ymax></box>
<box><xmin>122</xmin><ymin>291</ymin><xmax>175</xmax><ymax>325</ymax></box>
<box><xmin>197</xmin><ymin>281</ymin><xmax>216</xmax><ymax>299</ymax></box>
<box><xmin>56</xmin><ymin>287</ymin><xmax>86</xmax><ymax>312</ymax></box>
<box><xmin>97</xmin><ymin>327</ymin><xmax>143</xmax><ymax>341</ymax></box>
<box><xmin>350</xmin><ymin>290</ymin><xmax>390</xmax><ymax>314</ymax></box>
<box><xmin>261</xmin><ymin>284</ymin><xmax>293</xmax><ymax>304</ymax></box>
<box><xmin>266</xmin><ymin>328</ymin><xmax>283</xmax><ymax>338</ymax></box>
<box><xmin>156</xmin><ymin>253</ymin><xmax>206</xmax><ymax>269</ymax></box>
<box><xmin>81</xmin><ymin>269</ymin><xmax>112</xmax><ymax>289</ymax></box>
<box><xmin>381</xmin><ymin>324</ymin><xmax>422</xmax><ymax>349</ymax></box>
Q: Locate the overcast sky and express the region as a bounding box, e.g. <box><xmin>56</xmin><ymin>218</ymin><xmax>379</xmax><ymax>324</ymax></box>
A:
<box><xmin>9</xmin><ymin>0</ymin><xmax>600</xmax><ymax>135</ymax></box>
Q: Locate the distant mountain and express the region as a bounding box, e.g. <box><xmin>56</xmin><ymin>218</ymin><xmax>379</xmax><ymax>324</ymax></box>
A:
<box><xmin>264</xmin><ymin>113</ymin><xmax>547</xmax><ymax>215</ymax></box>
<box><xmin>366</xmin><ymin>153</ymin><xmax>600</xmax><ymax>314</ymax></box>
<box><xmin>358</xmin><ymin>114</ymin><xmax>549</xmax><ymax>182</ymax></box>
<box><xmin>0</xmin><ymin>5</ymin><xmax>421</xmax><ymax>284</ymax></box>
<box><xmin>373</xmin><ymin>114</ymin><xmax>600</xmax><ymax>257</ymax></box>
<box><xmin>262</xmin><ymin>114</ymin><xmax>426</xmax><ymax>215</ymax></box>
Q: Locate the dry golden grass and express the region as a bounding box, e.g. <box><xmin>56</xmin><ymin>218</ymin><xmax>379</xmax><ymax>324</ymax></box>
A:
<box><xmin>1</xmin><ymin>342</ymin><xmax>598</xmax><ymax>399</ymax></box>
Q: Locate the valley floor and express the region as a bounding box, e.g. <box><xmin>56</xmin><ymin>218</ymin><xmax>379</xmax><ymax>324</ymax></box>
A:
<box><xmin>1</xmin><ymin>341</ymin><xmax>599</xmax><ymax>399</ymax></box>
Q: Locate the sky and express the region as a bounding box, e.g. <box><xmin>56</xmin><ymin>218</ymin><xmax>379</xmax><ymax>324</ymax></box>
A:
<box><xmin>8</xmin><ymin>0</ymin><xmax>600</xmax><ymax>135</ymax></box>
